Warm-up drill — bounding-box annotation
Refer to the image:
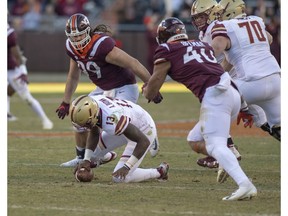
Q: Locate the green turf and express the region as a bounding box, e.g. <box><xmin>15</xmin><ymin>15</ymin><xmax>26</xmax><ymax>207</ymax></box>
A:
<box><xmin>8</xmin><ymin>92</ymin><xmax>280</xmax><ymax>216</ymax></box>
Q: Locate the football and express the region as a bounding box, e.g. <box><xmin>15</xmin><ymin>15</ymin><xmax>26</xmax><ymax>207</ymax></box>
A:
<box><xmin>75</xmin><ymin>167</ymin><xmax>94</xmax><ymax>182</ymax></box>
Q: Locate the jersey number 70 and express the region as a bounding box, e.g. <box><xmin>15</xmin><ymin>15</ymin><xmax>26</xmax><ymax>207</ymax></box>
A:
<box><xmin>238</xmin><ymin>20</ymin><xmax>267</xmax><ymax>44</ymax></box>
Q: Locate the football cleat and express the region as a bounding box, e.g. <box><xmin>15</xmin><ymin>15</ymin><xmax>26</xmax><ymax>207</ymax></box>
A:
<box><xmin>222</xmin><ymin>184</ymin><xmax>257</xmax><ymax>201</ymax></box>
<box><xmin>157</xmin><ymin>162</ymin><xmax>169</xmax><ymax>181</ymax></box>
<box><xmin>8</xmin><ymin>113</ymin><xmax>18</xmax><ymax>121</ymax></box>
<box><xmin>197</xmin><ymin>145</ymin><xmax>241</xmax><ymax>169</ymax></box>
<box><xmin>90</xmin><ymin>151</ymin><xmax>117</xmax><ymax>168</ymax></box>
<box><xmin>149</xmin><ymin>138</ymin><xmax>160</xmax><ymax>157</ymax></box>
<box><xmin>60</xmin><ymin>156</ymin><xmax>83</xmax><ymax>167</ymax></box>
<box><xmin>197</xmin><ymin>156</ymin><xmax>219</xmax><ymax>168</ymax></box>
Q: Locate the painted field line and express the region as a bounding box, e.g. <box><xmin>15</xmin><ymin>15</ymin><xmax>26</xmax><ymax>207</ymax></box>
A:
<box><xmin>28</xmin><ymin>82</ymin><xmax>189</xmax><ymax>93</ymax></box>
<box><xmin>8</xmin><ymin>205</ymin><xmax>276</xmax><ymax>216</ymax></box>
<box><xmin>8</xmin><ymin>205</ymin><xmax>279</xmax><ymax>216</ymax></box>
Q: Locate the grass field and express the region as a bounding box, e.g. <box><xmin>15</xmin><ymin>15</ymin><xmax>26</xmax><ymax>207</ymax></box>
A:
<box><xmin>7</xmin><ymin>88</ymin><xmax>281</xmax><ymax>216</ymax></box>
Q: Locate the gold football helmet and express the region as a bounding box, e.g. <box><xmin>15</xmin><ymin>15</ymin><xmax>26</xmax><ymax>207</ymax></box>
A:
<box><xmin>191</xmin><ymin>0</ymin><xmax>222</xmax><ymax>31</ymax></box>
<box><xmin>219</xmin><ymin>0</ymin><xmax>246</xmax><ymax>20</ymax></box>
<box><xmin>70</xmin><ymin>95</ymin><xmax>99</xmax><ymax>128</ymax></box>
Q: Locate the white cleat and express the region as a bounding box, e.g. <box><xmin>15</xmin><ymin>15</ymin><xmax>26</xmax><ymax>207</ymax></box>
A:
<box><xmin>222</xmin><ymin>184</ymin><xmax>257</xmax><ymax>201</ymax></box>
<box><xmin>8</xmin><ymin>113</ymin><xmax>18</xmax><ymax>121</ymax></box>
<box><xmin>60</xmin><ymin>156</ymin><xmax>83</xmax><ymax>167</ymax></box>
<box><xmin>150</xmin><ymin>137</ymin><xmax>160</xmax><ymax>157</ymax></box>
<box><xmin>42</xmin><ymin>119</ymin><xmax>53</xmax><ymax>130</ymax></box>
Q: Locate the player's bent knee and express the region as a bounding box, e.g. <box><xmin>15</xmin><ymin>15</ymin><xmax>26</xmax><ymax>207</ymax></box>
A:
<box><xmin>205</xmin><ymin>136</ymin><xmax>227</xmax><ymax>156</ymax></box>
<box><xmin>188</xmin><ymin>141</ymin><xmax>201</xmax><ymax>153</ymax></box>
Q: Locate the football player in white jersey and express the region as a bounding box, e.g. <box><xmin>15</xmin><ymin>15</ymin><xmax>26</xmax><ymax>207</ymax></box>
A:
<box><xmin>71</xmin><ymin>95</ymin><xmax>169</xmax><ymax>183</ymax></box>
<box><xmin>211</xmin><ymin>0</ymin><xmax>281</xmax><ymax>140</ymax></box>
<box><xmin>190</xmin><ymin>0</ymin><xmax>280</xmax><ymax>183</ymax></box>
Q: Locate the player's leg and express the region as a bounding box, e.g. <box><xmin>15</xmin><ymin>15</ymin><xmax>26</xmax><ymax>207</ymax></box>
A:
<box><xmin>202</xmin><ymin>86</ymin><xmax>256</xmax><ymax>200</ymax></box>
<box><xmin>8</xmin><ymin>69</ymin><xmax>53</xmax><ymax>129</ymax></box>
<box><xmin>7</xmin><ymin>84</ymin><xmax>18</xmax><ymax>121</ymax></box>
<box><xmin>236</xmin><ymin>75</ymin><xmax>280</xmax><ymax>140</ymax></box>
<box><xmin>187</xmin><ymin>122</ymin><xmax>241</xmax><ymax>169</ymax></box>
<box><xmin>105</xmin><ymin>119</ymin><xmax>167</xmax><ymax>183</ymax></box>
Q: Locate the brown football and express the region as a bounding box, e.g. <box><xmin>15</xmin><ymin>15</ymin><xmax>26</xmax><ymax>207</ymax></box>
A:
<box><xmin>75</xmin><ymin>168</ymin><xmax>94</xmax><ymax>182</ymax></box>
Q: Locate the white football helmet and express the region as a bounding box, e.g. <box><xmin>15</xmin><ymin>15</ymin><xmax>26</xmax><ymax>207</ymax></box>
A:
<box><xmin>219</xmin><ymin>0</ymin><xmax>246</xmax><ymax>20</ymax></box>
<box><xmin>70</xmin><ymin>95</ymin><xmax>99</xmax><ymax>129</ymax></box>
<box><xmin>191</xmin><ymin>0</ymin><xmax>223</xmax><ymax>31</ymax></box>
<box><xmin>65</xmin><ymin>13</ymin><xmax>91</xmax><ymax>50</ymax></box>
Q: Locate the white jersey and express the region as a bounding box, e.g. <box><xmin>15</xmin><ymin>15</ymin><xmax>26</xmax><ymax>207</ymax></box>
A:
<box><xmin>200</xmin><ymin>21</ymin><xmax>237</xmax><ymax>78</ymax></box>
<box><xmin>90</xmin><ymin>95</ymin><xmax>154</xmax><ymax>136</ymax></box>
<box><xmin>211</xmin><ymin>16</ymin><xmax>280</xmax><ymax>81</ymax></box>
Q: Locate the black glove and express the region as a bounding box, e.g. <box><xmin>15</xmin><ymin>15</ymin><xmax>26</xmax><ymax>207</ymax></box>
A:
<box><xmin>56</xmin><ymin>101</ymin><xmax>70</xmax><ymax>119</ymax></box>
<box><xmin>141</xmin><ymin>82</ymin><xmax>163</xmax><ymax>104</ymax></box>
<box><xmin>152</xmin><ymin>92</ymin><xmax>163</xmax><ymax>104</ymax></box>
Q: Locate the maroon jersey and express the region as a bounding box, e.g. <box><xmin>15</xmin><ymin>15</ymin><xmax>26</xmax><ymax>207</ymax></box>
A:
<box><xmin>66</xmin><ymin>33</ymin><xmax>136</xmax><ymax>90</ymax></box>
<box><xmin>154</xmin><ymin>40</ymin><xmax>224</xmax><ymax>102</ymax></box>
<box><xmin>7</xmin><ymin>26</ymin><xmax>18</xmax><ymax>70</ymax></box>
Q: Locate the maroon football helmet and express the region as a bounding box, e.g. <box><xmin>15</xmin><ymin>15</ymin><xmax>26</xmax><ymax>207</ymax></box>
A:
<box><xmin>156</xmin><ymin>17</ymin><xmax>188</xmax><ymax>44</ymax></box>
<box><xmin>65</xmin><ymin>13</ymin><xmax>91</xmax><ymax>50</ymax></box>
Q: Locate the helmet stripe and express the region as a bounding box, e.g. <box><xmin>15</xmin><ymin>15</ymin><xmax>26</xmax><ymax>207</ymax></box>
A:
<box><xmin>71</xmin><ymin>15</ymin><xmax>77</xmax><ymax>32</ymax></box>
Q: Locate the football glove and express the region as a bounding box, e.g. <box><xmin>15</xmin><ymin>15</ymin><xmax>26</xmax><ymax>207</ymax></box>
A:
<box><xmin>15</xmin><ymin>74</ymin><xmax>29</xmax><ymax>84</ymax></box>
<box><xmin>141</xmin><ymin>82</ymin><xmax>163</xmax><ymax>104</ymax></box>
<box><xmin>56</xmin><ymin>101</ymin><xmax>70</xmax><ymax>119</ymax></box>
<box><xmin>237</xmin><ymin>107</ymin><xmax>254</xmax><ymax>128</ymax></box>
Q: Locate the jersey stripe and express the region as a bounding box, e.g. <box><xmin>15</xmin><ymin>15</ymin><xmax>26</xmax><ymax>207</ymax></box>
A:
<box><xmin>90</xmin><ymin>36</ymin><xmax>109</xmax><ymax>57</ymax></box>
<box><xmin>115</xmin><ymin>116</ymin><xmax>130</xmax><ymax>135</ymax></box>
<box><xmin>211</xmin><ymin>23</ymin><xmax>229</xmax><ymax>40</ymax></box>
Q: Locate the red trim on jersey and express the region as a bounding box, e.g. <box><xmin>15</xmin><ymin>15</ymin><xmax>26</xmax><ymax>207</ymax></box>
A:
<box><xmin>99</xmin><ymin>133</ymin><xmax>107</xmax><ymax>149</ymax></box>
<box><xmin>211</xmin><ymin>23</ymin><xmax>230</xmax><ymax>40</ymax></box>
<box><xmin>115</xmin><ymin>116</ymin><xmax>129</xmax><ymax>135</ymax></box>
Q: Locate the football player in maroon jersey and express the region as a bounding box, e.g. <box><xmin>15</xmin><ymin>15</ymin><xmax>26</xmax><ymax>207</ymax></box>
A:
<box><xmin>143</xmin><ymin>17</ymin><xmax>257</xmax><ymax>201</ymax></box>
<box><xmin>56</xmin><ymin>14</ymin><xmax>162</xmax><ymax>168</ymax></box>
<box><xmin>7</xmin><ymin>24</ymin><xmax>53</xmax><ymax>129</ymax></box>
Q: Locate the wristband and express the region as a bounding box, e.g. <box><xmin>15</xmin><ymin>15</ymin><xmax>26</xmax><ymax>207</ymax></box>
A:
<box><xmin>123</xmin><ymin>164</ymin><xmax>131</xmax><ymax>170</ymax></box>
<box><xmin>84</xmin><ymin>149</ymin><xmax>94</xmax><ymax>162</ymax></box>
<box><xmin>240</xmin><ymin>101</ymin><xmax>248</xmax><ymax>111</ymax></box>
<box><xmin>19</xmin><ymin>64</ymin><xmax>28</xmax><ymax>75</ymax></box>
<box><xmin>124</xmin><ymin>155</ymin><xmax>139</xmax><ymax>169</ymax></box>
